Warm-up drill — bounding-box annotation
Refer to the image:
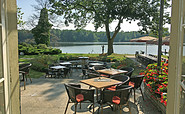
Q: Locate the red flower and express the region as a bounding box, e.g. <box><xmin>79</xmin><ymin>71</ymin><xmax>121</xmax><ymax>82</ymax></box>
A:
<box><xmin>160</xmin><ymin>98</ymin><xmax>164</xmax><ymax>103</ymax></box>
<box><xmin>164</xmin><ymin>101</ymin><xmax>167</xmax><ymax>106</ymax></box>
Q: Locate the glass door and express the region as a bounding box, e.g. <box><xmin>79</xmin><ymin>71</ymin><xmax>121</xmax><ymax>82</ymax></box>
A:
<box><xmin>0</xmin><ymin>0</ymin><xmax>6</xmax><ymax>113</ymax></box>
<box><xmin>0</xmin><ymin>10</ymin><xmax>5</xmax><ymax>114</ymax></box>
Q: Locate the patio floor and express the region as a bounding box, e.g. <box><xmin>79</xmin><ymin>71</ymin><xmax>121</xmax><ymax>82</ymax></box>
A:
<box><xmin>21</xmin><ymin>68</ymin><xmax>162</xmax><ymax>114</ymax></box>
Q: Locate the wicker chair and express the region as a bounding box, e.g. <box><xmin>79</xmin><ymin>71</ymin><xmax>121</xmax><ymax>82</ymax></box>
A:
<box><xmin>119</xmin><ymin>67</ymin><xmax>134</xmax><ymax>77</ymax></box>
<box><xmin>129</xmin><ymin>75</ymin><xmax>145</xmax><ymax>103</ymax></box>
<box><xmin>100</xmin><ymin>85</ymin><xmax>133</xmax><ymax>114</ymax></box>
<box><xmin>105</xmin><ymin>75</ymin><xmax>130</xmax><ymax>91</ymax></box>
<box><xmin>64</xmin><ymin>83</ymin><xmax>95</xmax><ymax>114</ymax></box>
<box><xmin>92</xmin><ymin>66</ymin><xmax>109</xmax><ymax>77</ymax></box>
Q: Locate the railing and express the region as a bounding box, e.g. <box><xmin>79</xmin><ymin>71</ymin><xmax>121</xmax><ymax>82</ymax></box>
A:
<box><xmin>135</xmin><ymin>52</ymin><xmax>168</xmax><ymax>66</ymax></box>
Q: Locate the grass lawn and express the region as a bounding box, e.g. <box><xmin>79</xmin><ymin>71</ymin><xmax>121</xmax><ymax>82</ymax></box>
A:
<box><xmin>29</xmin><ymin>69</ymin><xmax>45</xmax><ymax>78</ymax></box>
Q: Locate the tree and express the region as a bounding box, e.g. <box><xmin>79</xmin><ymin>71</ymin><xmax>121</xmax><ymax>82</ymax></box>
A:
<box><xmin>32</xmin><ymin>8</ymin><xmax>53</xmax><ymax>46</ymax></box>
<box><xmin>49</xmin><ymin>0</ymin><xmax>170</xmax><ymax>55</ymax></box>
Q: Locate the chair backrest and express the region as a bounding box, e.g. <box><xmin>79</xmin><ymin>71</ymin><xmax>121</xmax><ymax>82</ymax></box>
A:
<box><xmin>93</xmin><ymin>66</ymin><xmax>106</xmax><ymax>70</ymax></box>
<box><xmin>130</xmin><ymin>75</ymin><xmax>144</xmax><ymax>89</ymax></box>
<box><xmin>120</xmin><ymin>67</ymin><xmax>134</xmax><ymax>77</ymax></box>
<box><xmin>101</xmin><ymin>85</ymin><xmax>132</xmax><ymax>105</ymax></box>
<box><xmin>111</xmin><ymin>75</ymin><xmax>130</xmax><ymax>85</ymax></box>
<box><xmin>64</xmin><ymin>68</ymin><xmax>69</xmax><ymax>75</ymax></box>
<box><xmin>19</xmin><ymin>63</ymin><xmax>32</xmax><ymax>74</ymax></box>
<box><xmin>64</xmin><ymin>83</ymin><xmax>95</xmax><ymax>103</ymax></box>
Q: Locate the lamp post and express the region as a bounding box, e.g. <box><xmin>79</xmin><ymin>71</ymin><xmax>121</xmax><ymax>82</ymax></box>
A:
<box><xmin>157</xmin><ymin>0</ymin><xmax>164</xmax><ymax>67</ymax></box>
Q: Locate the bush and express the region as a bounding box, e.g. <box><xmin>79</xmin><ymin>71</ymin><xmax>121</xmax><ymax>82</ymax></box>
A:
<box><xmin>30</xmin><ymin>55</ymin><xmax>59</xmax><ymax>72</ymax></box>
<box><xmin>18</xmin><ymin>43</ymin><xmax>62</xmax><ymax>55</ymax></box>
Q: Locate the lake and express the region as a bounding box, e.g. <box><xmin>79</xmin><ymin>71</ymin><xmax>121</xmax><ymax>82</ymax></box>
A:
<box><xmin>51</xmin><ymin>42</ymin><xmax>170</xmax><ymax>55</ymax></box>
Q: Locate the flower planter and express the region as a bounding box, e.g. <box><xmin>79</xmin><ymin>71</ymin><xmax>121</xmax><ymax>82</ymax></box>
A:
<box><xmin>144</xmin><ymin>82</ymin><xmax>166</xmax><ymax>114</ymax></box>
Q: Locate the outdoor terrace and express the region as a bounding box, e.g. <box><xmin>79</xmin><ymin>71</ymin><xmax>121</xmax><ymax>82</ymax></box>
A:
<box><xmin>20</xmin><ymin>68</ymin><xmax>162</xmax><ymax>114</ymax></box>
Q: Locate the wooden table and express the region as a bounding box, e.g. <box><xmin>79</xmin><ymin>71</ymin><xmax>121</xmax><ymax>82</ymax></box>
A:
<box><xmin>80</xmin><ymin>77</ymin><xmax>122</xmax><ymax>100</ymax></box>
<box><xmin>96</xmin><ymin>68</ymin><xmax>128</xmax><ymax>76</ymax></box>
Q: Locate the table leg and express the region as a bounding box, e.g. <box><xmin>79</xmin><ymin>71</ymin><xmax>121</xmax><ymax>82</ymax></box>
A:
<box><xmin>96</xmin><ymin>88</ymin><xmax>98</xmax><ymax>100</ymax></box>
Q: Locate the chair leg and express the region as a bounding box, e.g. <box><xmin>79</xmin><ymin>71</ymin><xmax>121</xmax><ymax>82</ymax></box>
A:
<box><xmin>101</xmin><ymin>105</ymin><xmax>103</xmax><ymax>114</ymax></box>
<box><xmin>93</xmin><ymin>103</ymin><xmax>94</xmax><ymax>114</ymax></box>
<box><xmin>75</xmin><ymin>103</ymin><xmax>77</xmax><ymax>114</ymax></box>
<box><xmin>119</xmin><ymin>105</ymin><xmax>122</xmax><ymax>114</ymax></box>
<box><xmin>140</xmin><ymin>88</ymin><xmax>144</xmax><ymax>101</ymax></box>
<box><xmin>28</xmin><ymin>74</ymin><xmax>32</xmax><ymax>83</ymax></box>
<box><xmin>134</xmin><ymin>88</ymin><xmax>136</xmax><ymax>103</ymax></box>
<box><xmin>128</xmin><ymin>102</ymin><xmax>131</xmax><ymax>114</ymax></box>
<box><xmin>23</xmin><ymin>73</ymin><xmax>26</xmax><ymax>90</ymax></box>
<box><xmin>80</xmin><ymin>102</ymin><xmax>81</xmax><ymax>109</ymax></box>
<box><xmin>64</xmin><ymin>100</ymin><xmax>70</xmax><ymax>114</ymax></box>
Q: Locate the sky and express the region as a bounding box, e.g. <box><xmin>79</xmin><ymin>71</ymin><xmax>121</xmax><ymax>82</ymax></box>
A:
<box><xmin>17</xmin><ymin>0</ymin><xmax>171</xmax><ymax>32</ymax></box>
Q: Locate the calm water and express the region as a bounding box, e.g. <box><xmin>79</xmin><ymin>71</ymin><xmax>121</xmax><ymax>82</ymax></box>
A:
<box><xmin>52</xmin><ymin>42</ymin><xmax>170</xmax><ymax>55</ymax></box>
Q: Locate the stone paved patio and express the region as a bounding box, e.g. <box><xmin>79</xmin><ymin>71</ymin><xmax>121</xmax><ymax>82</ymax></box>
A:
<box><xmin>21</xmin><ymin>68</ymin><xmax>162</xmax><ymax>114</ymax></box>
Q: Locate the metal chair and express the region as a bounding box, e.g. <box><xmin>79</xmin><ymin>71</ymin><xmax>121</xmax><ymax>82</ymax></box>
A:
<box><xmin>64</xmin><ymin>83</ymin><xmax>95</xmax><ymax>114</ymax></box>
<box><xmin>45</xmin><ymin>64</ymin><xmax>57</xmax><ymax>78</ymax></box>
<box><xmin>100</xmin><ymin>85</ymin><xmax>133</xmax><ymax>114</ymax></box>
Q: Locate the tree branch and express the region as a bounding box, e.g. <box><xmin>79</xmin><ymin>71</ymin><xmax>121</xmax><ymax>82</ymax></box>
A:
<box><xmin>112</xmin><ymin>17</ymin><xmax>122</xmax><ymax>39</ymax></box>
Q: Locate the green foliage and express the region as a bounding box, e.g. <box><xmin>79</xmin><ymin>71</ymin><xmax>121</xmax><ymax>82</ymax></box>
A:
<box><xmin>32</xmin><ymin>8</ymin><xmax>52</xmax><ymax>46</ymax></box>
<box><xmin>49</xmin><ymin>0</ymin><xmax>171</xmax><ymax>54</ymax></box>
<box><xmin>19</xmin><ymin>29</ymin><xmax>145</xmax><ymax>43</ymax></box>
<box><xmin>18</xmin><ymin>43</ymin><xmax>61</xmax><ymax>55</ymax></box>
<box><xmin>141</xmin><ymin>61</ymin><xmax>168</xmax><ymax>106</ymax></box>
<box><xmin>17</xmin><ymin>7</ymin><xmax>25</xmax><ymax>28</ymax></box>
<box><xmin>30</xmin><ymin>55</ymin><xmax>59</xmax><ymax>72</ymax></box>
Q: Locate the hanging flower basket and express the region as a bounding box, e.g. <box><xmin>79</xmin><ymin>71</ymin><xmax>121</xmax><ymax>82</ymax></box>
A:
<box><xmin>144</xmin><ymin>82</ymin><xmax>166</xmax><ymax>114</ymax></box>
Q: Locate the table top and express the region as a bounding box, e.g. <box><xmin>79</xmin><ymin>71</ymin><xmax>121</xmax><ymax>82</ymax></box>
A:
<box><xmin>50</xmin><ymin>66</ymin><xmax>66</xmax><ymax>70</ymax></box>
<box><xmin>60</xmin><ymin>62</ymin><xmax>72</xmax><ymax>65</ymax></box>
<box><xmin>80</xmin><ymin>77</ymin><xmax>122</xmax><ymax>89</ymax></box>
<box><xmin>79</xmin><ymin>57</ymin><xmax>89</xmax><ymax>59</ymax></box>
<box><xmin>97</xmin><ymin>68</ymin><xmax>128</xmax><ymax>75</ymax></box>
<box><xmin>89</xmin><ymin>63</ymin><xmax>104</xmax><ymax>66</ymax></box>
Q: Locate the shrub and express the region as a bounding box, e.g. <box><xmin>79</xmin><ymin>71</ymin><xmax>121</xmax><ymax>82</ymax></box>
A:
<box><xmin>18</xmin><ymin>43</ymin><xmax>62</xmax><ymax>55</ymax></box>
<box><xmin>37</xmin><ymin>44</ymin><xmax>47</xmax><ymax>49</ymax></box>
<box><xmin>30</xmin><ymin>55</ymin><xmax>59</xmax><ymax>72</ymax></box>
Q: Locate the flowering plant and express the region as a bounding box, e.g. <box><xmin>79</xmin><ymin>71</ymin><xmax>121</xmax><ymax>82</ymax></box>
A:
<box><xmin>140</xmin><ymin>61</ymin><xmax>168</xmax><ymax>106</ymax></box>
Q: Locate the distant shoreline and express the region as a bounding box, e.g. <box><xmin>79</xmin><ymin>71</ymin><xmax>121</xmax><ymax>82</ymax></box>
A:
<box><xmin>50</xmin><ymin>42</ymin><xmax>147</xmax><ymax>46</ymax></box>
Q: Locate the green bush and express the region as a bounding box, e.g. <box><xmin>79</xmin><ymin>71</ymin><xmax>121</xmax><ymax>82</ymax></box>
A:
<box><xmin>30</xmin><ymin>55</ymin><xmax>59</xmax><ymax>72</ymax></box>
<box><xmin>18</xmin><ymin>43</ymin><xmax>62</xmax><ymax>55</ymax></box>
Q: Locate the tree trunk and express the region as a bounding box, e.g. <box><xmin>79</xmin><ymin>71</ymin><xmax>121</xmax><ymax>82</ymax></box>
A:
<box><xmin>107</xmin><ymin>38</ymin><xmax>114</xmax><ymax>55</ymax></box>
